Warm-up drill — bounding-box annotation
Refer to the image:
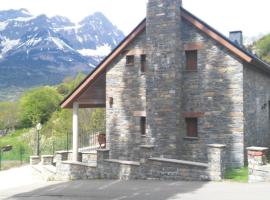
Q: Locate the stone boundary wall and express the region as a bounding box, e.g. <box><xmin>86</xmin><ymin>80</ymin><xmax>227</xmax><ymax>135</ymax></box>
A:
<box><xmin>34</xmin><ymin>144</ymin><xmax>226</xmax><ymax>181</ymax></box>
<box><xmin>247</xmin><ymin>147</ymin><xmax>270</xmax><ymax>183</ymax></box>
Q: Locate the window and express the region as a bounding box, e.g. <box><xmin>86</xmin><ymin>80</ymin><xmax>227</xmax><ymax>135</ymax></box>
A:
<box><xmin>126</xmin><ymin>55</ymin><xmax>135</xmax><ymax>66</ymax></box>
<box><xmin>185</xmin><ymin>50</ymin><xmax>197</xmax><ymax>71</ymax></box>
<box><xmin>185</xmin><ymin>118</ymin><xmax>198</xmax><ymax>137</ymax></box>
<box><xmin>140</xmin><ymin>54</ymin><xmax>146</xmax><ymax>73</ymax></box>
<box><xmin>140</xmin><ymin>117</ymin><xmax>146</xmax><ymax>136</ymax></box>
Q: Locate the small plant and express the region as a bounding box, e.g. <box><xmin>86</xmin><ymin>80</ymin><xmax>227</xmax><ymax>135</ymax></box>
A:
<box><xmin>225</xmin><ymin>167</ymin><xmax>248</xmax><ymax>182</ymax></box>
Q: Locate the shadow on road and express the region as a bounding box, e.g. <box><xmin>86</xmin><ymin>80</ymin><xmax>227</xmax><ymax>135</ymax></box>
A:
<box><xmin>5</xmin><ymin>180</ymin><xmax>207</xmax><ymax>200</ymax></box>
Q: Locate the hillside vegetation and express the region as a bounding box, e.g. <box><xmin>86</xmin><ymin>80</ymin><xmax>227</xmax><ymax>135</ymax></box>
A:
<box><xmin>0</xmin><ymin>73</ymin><xmax>105</xmax><ymax>164</ymax></box>
<box><xmin>252</xmin><ymin>34</ymin><xmax>270</xmax><ymax>63</ymax></box>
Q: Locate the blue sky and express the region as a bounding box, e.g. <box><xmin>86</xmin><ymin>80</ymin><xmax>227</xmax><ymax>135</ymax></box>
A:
<box><xmin>0</xmin><ymin>0</ymin><xmax>269</xmax><ymax>42</ymax></box>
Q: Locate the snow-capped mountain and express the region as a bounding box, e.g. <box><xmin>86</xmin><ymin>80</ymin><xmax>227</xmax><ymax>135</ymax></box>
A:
<box><xmin>0</xmin><ymin>9</ymin><xmax>124</xmax><ymax>101</ymax></box>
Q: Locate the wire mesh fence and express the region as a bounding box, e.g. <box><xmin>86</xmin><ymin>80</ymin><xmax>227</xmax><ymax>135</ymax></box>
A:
<box><xmin>0</xmin><ymin>145</ymin><xmax>31</xmax><ymax>171</ymax></box>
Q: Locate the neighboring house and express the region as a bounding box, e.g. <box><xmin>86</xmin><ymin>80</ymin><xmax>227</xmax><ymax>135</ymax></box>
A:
<box><xmin>60</xmin><ymin>0</ymin><xmax>270</xmax><ymax>174</ymax></box>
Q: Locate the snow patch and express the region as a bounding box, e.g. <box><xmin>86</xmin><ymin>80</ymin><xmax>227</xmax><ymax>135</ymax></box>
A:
<box><xmin>12</xmin><ymin>16</ymin><xmax>36</xmax><ymax>22</ymax></box>
<box><xmin>50</xmin><ymin>37</ymin><xmax>74</xmax><ymax>50</ymax></box>
<box><xmin>0</xmin><ymin>21</ymin><xmax>8</xmax><ymax>31</ymax></box>
<box><xmin>25</xmin><ymin>37</ymin><xmax>42</xmax><ymax>47</ymax></box>
<box><xmin>78</xmin><ymin>44</ymin><xmax>111</xmax><ymax>57</ymax></box>
<box><xmin>1</xmin><ymin>37</ymin><xmax>20</xmax><ymax>54</ymax></box>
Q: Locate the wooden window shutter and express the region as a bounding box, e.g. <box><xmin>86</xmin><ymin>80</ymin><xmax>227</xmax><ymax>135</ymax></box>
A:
<box><xmin>185</xmin><ymin>118</ymin><xmax>198</xmax><ymax>137</ymax></box>
<box><xmin>185</xmin><ymin>50</ymin><xmax>198</xmax><ymax>71</ymax></box>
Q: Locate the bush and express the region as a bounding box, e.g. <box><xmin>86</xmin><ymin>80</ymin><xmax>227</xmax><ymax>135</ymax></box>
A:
<box><xmin>19</xmin><ymin>86</ymin><xmax>61</xmax><ymax>127</ymax></box>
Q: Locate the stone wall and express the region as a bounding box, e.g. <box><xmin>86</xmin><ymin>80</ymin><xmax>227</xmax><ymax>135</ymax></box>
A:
<box><xmin>243</xmin><ymin>64</ymin><xmax>270</xmax><ymax>155</ymax></box>
<box><xmin>180</xmin><ymin>18</ymin><xmax>244</xmax><ymax>168</ymax></box>
<box><xmin>146</xmin><ymin>0</ymin><xmax>184</xmax><ymax>159</ymax></box>
<box><xmin>106</xmin><ymin>30</ymin><xmax>146</xmax><ymax>161</ymax></box>
<box><xmin>247</xmin><ymin>147</ymin><xmax>270</xmax><ymax>183</ymax></box>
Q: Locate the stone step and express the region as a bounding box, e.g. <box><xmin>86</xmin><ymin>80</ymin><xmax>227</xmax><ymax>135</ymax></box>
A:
<box><xmin>31</xmin><ymin>164</ymin><xmax>57</xmax><ymax>181</ymax></box>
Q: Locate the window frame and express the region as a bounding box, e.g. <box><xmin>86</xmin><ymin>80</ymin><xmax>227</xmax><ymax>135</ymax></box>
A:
<box><xmin>140</xmin><ymin>116</ymin><xmax>146</xmax><ymax>136</ymax></box>
<box><xmin>185</xmin><ymin>50</ymin><xmax>198</xmax><ymax>71</ymax></box>
<box><xmin>140</xmin><ymin>54</ymin><xmax>146</xmax><ymax>73</ymax></box>
<box><xmin>126</xmin><ymin>55</ymin><xmax>135</xmax><ymax>66</ymax></box>
<box><xmin>185</xmin><ymin>117</ymin><xmax>198</xmax><ymax>138</ymax></box>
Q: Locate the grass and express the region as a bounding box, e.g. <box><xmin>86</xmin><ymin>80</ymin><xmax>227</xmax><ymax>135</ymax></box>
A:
<box><xmin>0</xmin><ymin>128</ymin><xmax>33</xmax><ymax>161</ymax></box>
<box><xmin>224</xmin><ymin>167</ymin><xmax>248</xmax><ymax>182</ymax></box>
<box><xmin>0</xmin><ymin>160</ymin><xmax>28</xmax><ymax>171</ymax></box>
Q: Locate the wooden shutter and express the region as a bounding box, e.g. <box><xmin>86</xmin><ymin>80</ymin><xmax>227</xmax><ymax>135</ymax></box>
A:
<box><xmin>186</xmin><ymin>118</ymin><xmax>198</xmax><ymax>137</ymax></box>
<box><xmin>185</xmin><ymin>50</ymin><xmax>197</xmax><ymax>71</ymax></box>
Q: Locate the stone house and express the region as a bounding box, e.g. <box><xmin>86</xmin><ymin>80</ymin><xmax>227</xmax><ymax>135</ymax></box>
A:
<box><xmin>58</xmin><ymin>0</ymin><xmax>270</xmax><ymax>180</ymax></box>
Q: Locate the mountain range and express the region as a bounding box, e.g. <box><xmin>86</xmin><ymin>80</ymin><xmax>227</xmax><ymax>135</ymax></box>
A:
<box><xmin>0</xmin><ymin>8</ymin><xmax>124</xmax><ymax>101</ymax></box>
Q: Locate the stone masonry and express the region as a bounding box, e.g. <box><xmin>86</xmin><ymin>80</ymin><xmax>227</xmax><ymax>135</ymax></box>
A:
<box><xmin>104</xmin><ymin>0</ymin><xmax>252</xmax><ymax>169</ymax></box>
<box><xmin>57</xmin><ymin>0</ymin><xmax>270</xmax><ymax>180</ymax></box>
<box><xmin>146</xmin><ymin>0</ymin><xmax>184</xmax><ymax>160</ymax></box>
<box><xmin>247</xmin><ymin>147</ymin><xmax>270</xmax><ymax>183</ymax></box>
<box><xmin>47</xmin><ymin>143</ymin><xmax>226</xmax><ymax>181</ymax></box>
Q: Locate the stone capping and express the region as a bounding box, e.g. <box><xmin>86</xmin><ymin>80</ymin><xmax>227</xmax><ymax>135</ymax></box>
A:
<box><xmin>104</xmin><ymin>159</ymin><xmax>140</xmax><ymax>166</ymax></box>
<box><xmin>97</xmin><ymin>149</ymin><xmax>110</xmax><ymax>152</ymax></box>
<box><xmin>55</xmin><ymin>150</ymin><xmax>72</xmax><ymax>154</ymax></box>
<box><xmin>183</xmin><ymin>137</ymin><xmax>199</xmax><ymax>140</ymax></box>
<box><xmin>140</xmin><ymin>145</ymin><xmax>155</xmax><ymax>149</ymax></box>
<box><xmin>246</xmin><ymin>147</ymin><xmax>269</xmax><ymax>151</ymax></box>
<box><xmin>207</xmin><ymin>144</ymin><xmax>226</xmax><ymax>148</ymax></box>
<box><xmin>30</xmin><ymin>156</ymin><xmax>40</xmax><ymax>159</ymax></box>
<box><xmin>149</xmin><ymin>157</ymin><xmax>208</xmax><ymax>168</ymax></box>
<box><xmin>81</xmin><ymin>151</ymin><xmax>97</xmax><ymax>155</ymax></box>
<box><xmin>41</xmin><ymin>155</ymin><xmax>54</xmax><ymax>158</ymax></box>
<box><xmin>61</xmin><ymin>161</ymin><xmax>97</xmax><ymax>168</ymax></box>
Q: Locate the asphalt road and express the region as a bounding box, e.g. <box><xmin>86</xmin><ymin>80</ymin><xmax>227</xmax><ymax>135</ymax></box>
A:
<box><xmin>0</xmin><ymin>166</ymin><xmax>270</xmax><ymax>200</ymax></box>
<box><xmin>1</xmin><ymin>179</ymin><xmax>270</xmax><ymax>200</ymax></box>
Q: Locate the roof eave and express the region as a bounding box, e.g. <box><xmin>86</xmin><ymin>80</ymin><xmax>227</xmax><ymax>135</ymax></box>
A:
<box><xmin>60</xmin><ymin>19</ymin><xmax>146</xmax><ymax>109</ymax></box>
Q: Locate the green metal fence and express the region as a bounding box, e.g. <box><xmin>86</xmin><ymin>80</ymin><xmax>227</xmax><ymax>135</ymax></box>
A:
<box><xmin>0</xmin><ymin>145</ymin><xmax>31</xmax><ymax>171</ymax></box>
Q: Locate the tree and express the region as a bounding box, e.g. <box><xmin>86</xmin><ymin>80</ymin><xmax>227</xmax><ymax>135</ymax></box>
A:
<box><xmin>19</xmin><ymin>87</ymin><xmax>61</xmax><ymax>127</ymax></box>
<box><xmin>254</xmin><ymin>34</ymin><xmax>270</xmax><ymax>63</ymax></box>
<box><xmin>0</xmin><ymin>102</ymin><xmax>19</xmax><ymax>129</ymax></box>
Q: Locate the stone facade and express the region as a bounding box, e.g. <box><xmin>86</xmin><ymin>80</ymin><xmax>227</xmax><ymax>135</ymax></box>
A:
<box><xmin>244</xmin><ymin>65</ymin><xmax>270</xmax><ymax>157</ymax></box>
<box><xmin>106</xmin><ymin>30</ymin><xmax>147</xmax><ymax>161</ymax></box>
<box><xmin>104</xmin><ymin>0</ymin><xmax>249</xmax><ymax>169</ymax></box>
<box><xmin>181</xmin><ymin>18</ymin><xmax>244</xmax><ymax>168</ymax></box>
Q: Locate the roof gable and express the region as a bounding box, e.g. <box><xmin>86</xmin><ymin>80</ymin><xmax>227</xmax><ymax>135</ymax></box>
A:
<box><xmin>61</xmin><ymin>8</ymin><xmax>270</xmax><ymax>108</ymax></box>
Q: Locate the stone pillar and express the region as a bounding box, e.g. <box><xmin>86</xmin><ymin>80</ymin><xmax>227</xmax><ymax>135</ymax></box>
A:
<box><xmin>207</xmin><ymin>144</ymin><xmax>226</xmax><ymax>181</ymax></box>
<box><xmin>247</xmin><ymin>147</ymin><xmax>269</xmax><ymax>183</ymax></box>
<box><xmin>139</xmin><ymin>145</ymin><xmax>154</xmax><ymax>179</ymax></box>
<box><xmin>72</xmin><ymin>102</ymin><xmax>79</xmax><ymax>162</ymax></box>
<box><xmin>30</xmin><ymin>156</ymin><xmax>40</xmax><ymax>165</ymax></box>
<box><xmin>41</xmin><ymin>155</ymin><xmax>54</xmax><ymax>165</ymax></box>
<box><xmin>247</xmin><ymin>147</ymin><xmax>268</xmax><ymax>166</ymax></box>
<box><xmin>146</xmin><ymin>0</ymin><xmax>184</xmax><ymax>159</ymax></box>
<box><xmin>97</xmin><ymin>149</ymin><xmax>110</xmax><ymax>178</ymax></box>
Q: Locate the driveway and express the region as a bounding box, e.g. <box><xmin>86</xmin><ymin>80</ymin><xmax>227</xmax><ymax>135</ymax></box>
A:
<box><xmin>0</xmin><ymin>166</ymin><xmax>269</xmax><ymax>200</ymax></box>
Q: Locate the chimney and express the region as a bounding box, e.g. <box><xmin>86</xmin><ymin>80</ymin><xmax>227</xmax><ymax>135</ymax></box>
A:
<box><xmin>146</xmin><ymin>0</ymin><xmax>184</xmax><ymax>159</ymax></box>
<box><xmin>229</xmin><ymin>31</ymin><xmax>243</xmax><ymax>46</ymax></box>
